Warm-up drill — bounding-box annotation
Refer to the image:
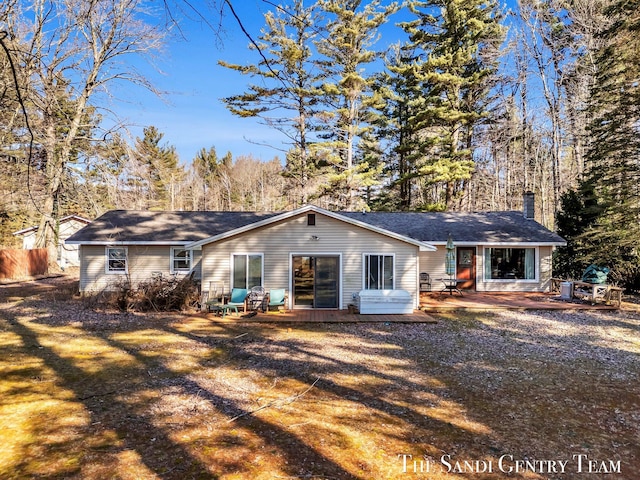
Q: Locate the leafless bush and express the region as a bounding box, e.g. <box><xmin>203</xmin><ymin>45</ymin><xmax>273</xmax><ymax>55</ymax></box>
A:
<box><xmin>83</xmin><ymin>274</ymin><xmax>199</xmax><ymax>312</ymax></box>
<box><xmin>133</xmin><ymin>274</ymin><xmax>200</xmax><ymax>312</ymax></box>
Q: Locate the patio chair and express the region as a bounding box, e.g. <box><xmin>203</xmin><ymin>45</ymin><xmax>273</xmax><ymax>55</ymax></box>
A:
<box><xmin>227</xmin><ymin>288</ymin><xmax>249</xmax><ymax>312</ymax></box>
<box><xmin>204</xmin><ymin>282</ymin><xmax>224</xmax><ymax>313</ymax></box>
<box><xmin>419</xmin><ymin>272</ymin><xmax>432</xmax><ymax>292</ymax></box>
<box><xmin>268</xmin><ymin>288</ymin><xmax>287</xmax><ymax>313</ymax></box>
<box><xmin>248</xmin><ymin>286</ymin><xmax>267</xmax><ymax>312</ymax></box>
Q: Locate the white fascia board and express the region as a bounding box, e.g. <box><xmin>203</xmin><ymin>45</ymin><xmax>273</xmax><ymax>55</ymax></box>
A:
<box><xmin>430</xmin><ymin>241</ymin><xmax>566</xmax><ymax>248</ymax></box>
<box><xmin>15</xmin><ymin>216</ymin><xmax>92</xmax><ymax>236</ymax></box>
<box><xmin>13</xmin><ymin>226</ymin><xmax>38</xmax><ymax>236</ymax></box>
<box><xmin>59</xmin><ymin>215</ymin><xmax>92</xmax><ymax>224</ymax></box>
<box><xmin>480</xmin><ymin>241</ymin><xmax>567</xmax><ymax>247</ymax></box>
<box><xmin>185</xmin><ymin>204</ymin><xmax>437</xmax><ymax>252</ymax></box>
<box><xmin>64</xmin><ymin>240</ymin><xmax>191</xmax><ymax>246</ymax></box>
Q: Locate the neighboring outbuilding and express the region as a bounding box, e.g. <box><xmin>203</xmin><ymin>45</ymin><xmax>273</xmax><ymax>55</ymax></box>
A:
<box><xmin>14</xmin><ymin>215</ymin><xmax>92</xmax><ymax>268</ymax></box>
<box><xmin>66</xmin><ymin>202</ymin><xmax>566</xmax><ymax>310</ymax></box>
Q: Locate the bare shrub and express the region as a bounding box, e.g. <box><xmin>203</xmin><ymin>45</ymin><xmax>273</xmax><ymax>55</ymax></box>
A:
<box><xmin>133</xmin><ymin>273</ymin><xmax>200</xmax><ymax>312</ymax></box>
<box><xmin>82</xmin><ymin>274</ymin><xmax>199</xmax><ymax>312</ymax></box>
<box><xmin>81</xmin><ymin>276</ymin><xmax>133</xmax><ymax>312</ymax></box>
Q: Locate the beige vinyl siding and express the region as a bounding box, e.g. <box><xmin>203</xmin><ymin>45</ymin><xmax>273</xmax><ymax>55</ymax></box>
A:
<box><xmin>476</xmin><ymin>245</ymin><xmax>553</xmax><ymax>292</ymax></box>
<box><xmin>78</xmin><ymin>245</ymin><xmax>202</xmax><ymax>292</ymax></box>
<box><xmin>419</xmin><ymin>245</ymin><xmax>554</xmax><ymax>292</ymax></box>
<box><xmin>418</xmin><ymin>249</ymin><xmax>448</xmax><ymax>282</ymax></box>
<box><xmin>201</xmin><ymin>212</ymin><xmax>419</xmax><ymax>309</ymax></box>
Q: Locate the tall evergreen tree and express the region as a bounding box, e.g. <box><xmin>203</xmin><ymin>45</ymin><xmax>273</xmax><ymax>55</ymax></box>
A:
<box><xmin>399</xmin><ymin>0</ymin><xmax>504</xmax><ymax>210</ymax></box>
<box><xmin>219</xmin><ymin>0</ymin><xmax>325</xmax><ymax>204</ymax></box>
<box><xmin>373</xmin><ymin>43</ymin><xmax>430</xmax><ymax>210</ymax></box>
<box><xmin>192</xmin><ymin>146</ymin><xmax>220</xmax><ymax>210</ymax></box>
<box><xmin>571</xmin><ymin>0</ymin><xmax>640</xmax><ymax>288</ymax></box>
<box><xmin>314</xmin><ymin>0</ymin><xmax>398</xmax><ymax>209</ymax></box>
<box><xmin>133</xmin><ymin>126</ymin><xmax>181</xmax><ymax>211</ymax></box>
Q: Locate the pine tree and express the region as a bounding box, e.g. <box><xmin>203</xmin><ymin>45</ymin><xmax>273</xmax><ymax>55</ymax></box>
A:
<box><xmin>370</xmin><ymin>44</ymin><xmax>424</xmax><ymax>210</ymax></box>
<box><xmin>133</xmin><ymin>126</ymin><xmax>182</xmax><ymax>211</ymax></box>
<box><xmin>219</xmin><ymin>0</ymin><xmax>325</xmax><ymax>204</ymax></box>
<box><xmin>399</xmin><ymin>0</ymin><xmax>504</xmax><ymax>210</ymax></box>
<box><xmin>192</xmin><ymin>147</ymin><xmax>220</xmax><ymax>210</ymax></box>
<box><xmin>574</xmin><ymin>0</ymin><xmax>640</xmax><ymax>288</ymax></box>
<box><xmin>314</xmin><ymin>0</ymin><xmax>399</xmax><ymax>210</ymax></box>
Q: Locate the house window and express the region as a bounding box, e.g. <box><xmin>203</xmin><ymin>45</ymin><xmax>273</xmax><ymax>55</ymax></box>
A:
<box><xmin>484</xmin><ymin>248</ymin><xmax>536</xmax><ymax>280</ymax></box>
<box><xmin>232</xmin><ymin>254</ymin><xmax>263</xmax><ymax>289</ymax></box>
<box><xmin>364</xmin><ymin>254</ymin><xmax>394</xmax><ymax>289</ymax></box>
<box><xmin>307</xmin><ymin>213</ymin><xmax>316</xmax><ymax>226</ymax></box>
<box><xmin>106</xmin><ymin>247</ymin><xmax>127</xmax><ymax>274</ymax></box>
<box><xmin>171</xmin><ymin>247</ymin><xmax>192</xmax><ymax>273</ymax></box>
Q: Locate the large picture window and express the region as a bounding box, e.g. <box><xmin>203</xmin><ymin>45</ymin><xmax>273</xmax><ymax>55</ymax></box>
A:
<box><xmin>232</xmin><ymin>254</ymin><xmax>263</xmax><ymax>289</ymax></box>
<box><xmin>171</xmin><ymin>247</ymin><xmax>192</xmax><ymax>273</ymax></box>
<box><xmin>364</xmin><ymin>254</ymin><xmax>394</xmax><ymax>289</ymax></box>
<box><xmin>106</xmin><ymin>247</ymin><xmax>127</xmax><ymax>274</ymax></box>
<box><xmin>484</xmin><ymin>248</ymin><xmax>536</xmax><ymax>280</ymax></box>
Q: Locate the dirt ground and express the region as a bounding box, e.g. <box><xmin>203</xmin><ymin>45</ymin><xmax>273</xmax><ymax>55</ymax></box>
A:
<box><xmin>1</xmin><ymin>275</ymin><xmax>639</xmax><ymax>479</ymax></box>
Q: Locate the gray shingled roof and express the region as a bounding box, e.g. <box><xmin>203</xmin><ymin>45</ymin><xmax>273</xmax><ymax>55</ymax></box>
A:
<box><xmin>66</xmin><ymin>208</ymin><xmax>565</xmax><ymax>245</ymax></box>
<box><xmin>65</xmin><ymin>210</ymin><xmax>280</xmax><ymax>244</ymax></box>
<box><xmin>341</xmin><ymin>211</ymin><xmax>566</xmax><ymax>244</ymax></box>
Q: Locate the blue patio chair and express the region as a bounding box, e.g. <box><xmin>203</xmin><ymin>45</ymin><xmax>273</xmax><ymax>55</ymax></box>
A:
<box><xmin>268</xmin><ymin>288</ymin><xmax>287</xmax><ymax>313</ymax></box>
<box><xmin>228</xmin><ymin>288</ymin><xmax>248</xmax><ymax>312</ymax></box>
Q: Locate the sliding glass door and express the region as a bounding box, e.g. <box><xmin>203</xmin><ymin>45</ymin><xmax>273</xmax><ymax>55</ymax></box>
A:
<box><xmin>292</xmin><ymin>256</ymin><xmax>339</xmax><ymax>308</ymax></box>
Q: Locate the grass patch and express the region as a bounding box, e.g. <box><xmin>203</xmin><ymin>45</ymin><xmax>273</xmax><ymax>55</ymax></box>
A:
<box><xmin>1</xmin><ymin>277</ymin><xmax>639</xmax><ymax>479</ymax></box>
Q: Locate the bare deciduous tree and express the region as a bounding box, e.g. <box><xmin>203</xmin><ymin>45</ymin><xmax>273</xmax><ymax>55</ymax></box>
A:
<box><xmin>8</xmin><ymin>0</ymin><xmax>166</xmax><ymax>254</ymax></box>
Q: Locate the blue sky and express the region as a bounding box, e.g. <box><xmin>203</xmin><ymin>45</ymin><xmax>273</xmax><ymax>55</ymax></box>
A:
<box><xmin>109</xmin><ymin>0</ymin><xmax>512</xmax><ymax>165</ymax></box>
<box><xmin>110</xmin><ymin>1</ymin><xmax>294</xmax><ymax>164</ymax></box>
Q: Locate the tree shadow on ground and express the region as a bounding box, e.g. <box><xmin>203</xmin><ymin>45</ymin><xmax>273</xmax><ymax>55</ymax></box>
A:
<box><xmin>5</xmin><ymin>286</ymin><xmax>640</xmax><ymax>479</ymax></box>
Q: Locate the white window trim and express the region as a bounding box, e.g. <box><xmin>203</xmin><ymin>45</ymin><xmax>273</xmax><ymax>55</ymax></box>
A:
<box><xmin>288</xmin><ymin>252</ymin><xmax>344</xmax><ymax>310</ymax></box>
<box><xmin>170</xmin><ymin>247</ymin><xmax>192</xmax><ymax>274</ymax></box>
<box><xmin>105</xmin><ymin>246</ymin><xmax>128</xmax><ymax>274</ymax></box>
<box><xmin>230</xmin><ymin>253</ymin><xmax>264</xmax><ymax>289</ymax></box>
<box><xmin>482</xmin><ymin>246</ymin><xmax>539</xmax><ymax>283</ymax></box>
<box><xmin>362</xmin><ymin>253</ymin><xmax>396</xmax><ymax>290</ymax></box>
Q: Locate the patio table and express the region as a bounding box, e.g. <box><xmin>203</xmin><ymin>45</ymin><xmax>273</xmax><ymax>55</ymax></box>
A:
<box><xmin>436</xmin><ymin>278</ymin><xmax>463</xmax><ymax>296</ymax></box>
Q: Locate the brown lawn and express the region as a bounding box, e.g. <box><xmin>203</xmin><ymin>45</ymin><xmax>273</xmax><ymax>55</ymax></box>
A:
<box><xmin>1</xmin><ymin>275</ymin><xmax>638</xmax><ymax>479</ymax></box>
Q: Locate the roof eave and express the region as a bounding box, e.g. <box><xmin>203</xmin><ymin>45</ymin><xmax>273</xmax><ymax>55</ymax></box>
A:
<box><xmin>185</xmin><ymin>205</ymin><xmax>437</xmax><ymax>251</ymax></box>
<box><xmin>65</xmin><ymin>240</ymin><xmax>192</xmax><ymax>246</ymax></box>
<box><xmin>479</xmin><ymin>241</ymin><xmax>567</xmax><ymax>247</ymax></box>
<box><xmin>14</xmin><ymin>215</ymin><xmax>92</xmax><ymax>237</ymax></box>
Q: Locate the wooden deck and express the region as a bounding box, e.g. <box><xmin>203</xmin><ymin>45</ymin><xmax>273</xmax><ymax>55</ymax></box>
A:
<box><xmin>201</xmin><ymin>290</ymin><xmax>628</xmax><ymax>323</ymax></box>
<box><xmin>419</xmin><ymin>291</ymin><xmax>622</xmax><ymax>312</ymax></box>
<box><xmin>203</xmin><ymin>308</ymin><xmax>438</xmax><ymax>323</ymax></box>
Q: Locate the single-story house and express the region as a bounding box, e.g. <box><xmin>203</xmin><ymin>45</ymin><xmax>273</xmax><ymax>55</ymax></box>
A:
<box><xmin>66</xmin><ymin>200</ymin><xmax>566</xmax><ymax>310</ymax></box>
<box><xmin>14</xmin><ymin>214</ymin><xmax>92</xmax><ymax>268</ymax></box>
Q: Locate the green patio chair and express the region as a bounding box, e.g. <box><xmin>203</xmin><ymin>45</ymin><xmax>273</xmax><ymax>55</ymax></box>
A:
<box><xmin>228</xmin><ymin>288</ymin><xmax>248</xmax><ymax>312</ymax></box>
<box><xmin>268</xmin><ymin>288</ymin><xmax>287</xmax><ymax>313</ymax></box>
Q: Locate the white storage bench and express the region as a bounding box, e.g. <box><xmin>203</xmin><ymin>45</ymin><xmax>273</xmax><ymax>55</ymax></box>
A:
<box><xmin>358</xmin><ymin>289</ymin><xmax>414</xmax><ymax>314</ymax></box>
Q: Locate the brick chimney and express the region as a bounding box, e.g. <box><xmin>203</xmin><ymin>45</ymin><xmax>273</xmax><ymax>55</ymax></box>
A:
<box><xmin>523</xmin><ymin>191</ymin><xmax>535</xmax><ymax>219</ymax></box>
